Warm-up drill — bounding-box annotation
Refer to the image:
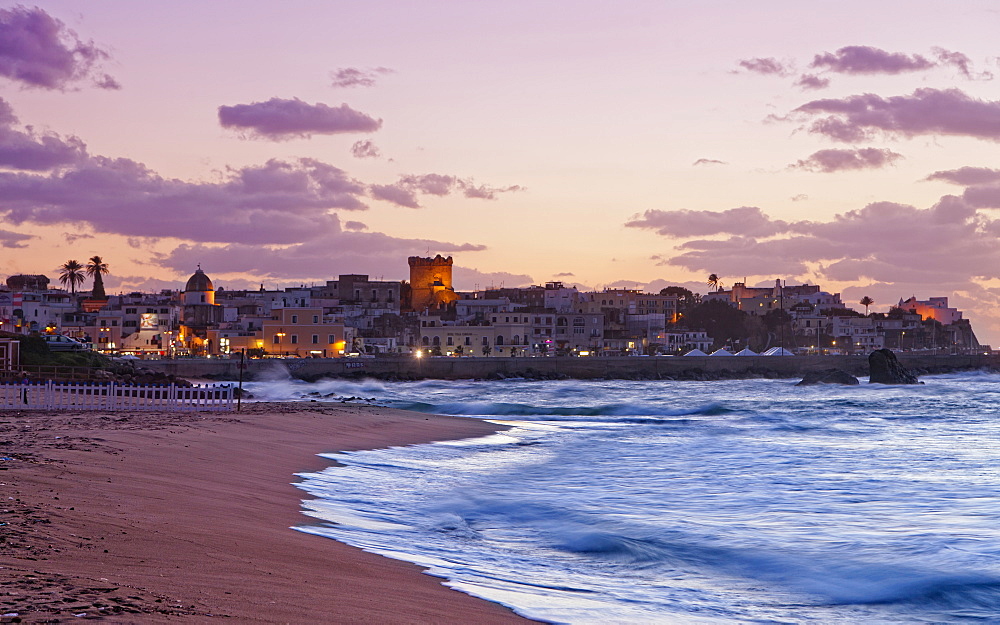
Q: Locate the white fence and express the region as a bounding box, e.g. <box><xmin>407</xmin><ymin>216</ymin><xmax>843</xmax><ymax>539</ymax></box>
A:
<box><xmin>0</xmin><ymin>381</ymin><xmax>234</xmax><ymax>412</ymax></box>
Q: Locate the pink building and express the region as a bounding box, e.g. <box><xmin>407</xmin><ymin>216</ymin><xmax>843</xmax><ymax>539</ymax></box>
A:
<box><xmin>898</xmin><ymin>296</ymin><xmax>963</xmax><ymax>325</ymax></box>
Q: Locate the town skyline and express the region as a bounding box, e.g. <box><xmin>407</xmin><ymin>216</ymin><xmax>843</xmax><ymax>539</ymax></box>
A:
<box><xmin>2</xmin><ymin>2</ymin><xmax>1000</xmax><ymax>343</ymax></box>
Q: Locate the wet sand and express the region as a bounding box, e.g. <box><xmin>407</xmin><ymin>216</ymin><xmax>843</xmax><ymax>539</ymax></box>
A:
<box><xmin>0</xmin><ymin>402</ymin><xmax>534</xmax><ymax>623</ymax></box>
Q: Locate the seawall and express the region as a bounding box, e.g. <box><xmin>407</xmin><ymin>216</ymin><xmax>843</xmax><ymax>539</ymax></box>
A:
<box><xmin>137</xmin><ymin>353</ymin><xmax>999</xmax><ymax>382</ymax></box>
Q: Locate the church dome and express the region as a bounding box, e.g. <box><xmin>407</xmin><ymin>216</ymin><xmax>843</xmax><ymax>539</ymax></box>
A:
<box><xmin>185</xmin><ymin>267</ymin><xmax>214</xmax><ymax>292</ymax></box>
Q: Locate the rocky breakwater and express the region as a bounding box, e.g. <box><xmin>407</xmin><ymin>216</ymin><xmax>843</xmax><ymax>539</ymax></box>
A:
<box><xmin>94</xmin><ymin>364</ymin><xmax>194</xmax><ymax>387</ymax></box>
<box><xmin>868</xmin><ymin>348</ymin><xmax>922</xmax><ymax>384</ymax></box>
<box><xmin>796</xmin><ymin>369</ymin><xmax>860</xmax><ymax>386</ymax></box>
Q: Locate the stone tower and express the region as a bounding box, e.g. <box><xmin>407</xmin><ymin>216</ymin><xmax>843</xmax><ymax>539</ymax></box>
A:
<box><xmin>407</xmin><ymin>255</ymin><xmax>458</xmax><ymax>312</ymax></box>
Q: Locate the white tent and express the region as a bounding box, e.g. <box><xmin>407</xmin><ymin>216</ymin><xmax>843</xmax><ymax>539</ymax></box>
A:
<box><xmin>734</xmin><ymin>348</ymin><xmax>758</xmax><ymax>356</ymax></box>
<box><xmin>762</xmin><ymin>347</ymin><xmax>795</xmax><ymax>356</ymax></box>
<box><xmin>709</xmin><ymin>348</ymin><xmax>733</xmax><ymax>356</ymax></box>
<box><xmin>683</xmin><ymin>348</ymin><xmax>708</xmax><ymax>356</ymax></box>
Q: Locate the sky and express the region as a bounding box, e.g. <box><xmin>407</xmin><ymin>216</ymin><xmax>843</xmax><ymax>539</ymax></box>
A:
<box><xmin>3</xmin><ymin>1</ymin><xmax>1000</xmax><ymax>343</ymax></box>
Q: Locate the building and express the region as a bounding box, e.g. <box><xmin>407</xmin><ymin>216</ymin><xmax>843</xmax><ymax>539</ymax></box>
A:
<box><xmin>180</xmin><ymin>267</ymin><xmax>224</xmax><ymax>355</ymax></box>
<box><xmin>260</xmin><ymin>307</ymin><xmax>347</xmax><ymax>357</ymax></box>
<box><xmin>899</xmin><ymin>296</ymin><xmax>963</xmax><ymax>325</ymax></box>
<box><xmin>408</xmin><ymin>255</ymin><xmax>458</xmax><ymax>313</ymax></box>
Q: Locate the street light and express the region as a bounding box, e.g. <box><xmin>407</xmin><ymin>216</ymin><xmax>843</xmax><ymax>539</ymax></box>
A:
<box><xmin>275</xmin><ymin>329</ymin><xmax>286</xmax><ymax>357</ymax></box>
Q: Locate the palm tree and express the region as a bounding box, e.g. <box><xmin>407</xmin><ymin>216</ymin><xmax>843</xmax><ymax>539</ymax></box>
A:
<box><xmin>707</xmin><ymin>273</ymin><xmax>720</xmax><ymax>291</ymax></box>
<box><xmin>58</xmin><ymin>259</ymin><xmax>85</xmax><ymax>295</ymax></box>
<box><xmin>86</xmin><ymin>255</ymin><xmax>109</xmax><ymax>299</ymax></box>
<box><xmin>859</xmin><ymin>295</ymin><xmax>875</xmax><ymax>316</ymax></box>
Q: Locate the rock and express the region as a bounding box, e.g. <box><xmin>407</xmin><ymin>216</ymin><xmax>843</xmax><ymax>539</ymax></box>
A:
<box><xmin>868</xmin><ymin>349</ymin><xmax>921</xmax><ymax>384</ymax></box>
<box><xmin>796</xmin><ymin>369</ymin><xmax>860</xmax><ymax>386</ymax></box>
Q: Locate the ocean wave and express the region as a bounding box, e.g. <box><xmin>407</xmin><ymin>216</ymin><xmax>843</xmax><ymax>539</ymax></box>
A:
<box><xmin>386</xmin><ymin>399</ymin><xmax>737</xmax><ymax>420</ymax></box>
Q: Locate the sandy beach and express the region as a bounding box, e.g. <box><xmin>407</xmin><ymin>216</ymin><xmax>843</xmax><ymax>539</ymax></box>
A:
<box><xmin>0</xmin><ymin>402</ymin><xmax>534</xmax><ymax>623</ymax></box>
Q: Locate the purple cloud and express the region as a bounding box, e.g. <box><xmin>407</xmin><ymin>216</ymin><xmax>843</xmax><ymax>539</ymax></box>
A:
<box><xmin>794</xmin><ymin>74</ymin><xmax>830</xmax><ymax>90</ymax></box>
<box><xmin>343</xmin><ymin>220</ymin><xmax>366</xmax><ymax>231</ymax></box>
<box><xmin>452</xmin><ymin>267</ymin><xmax>534</xmax><ymax>290</ymax></box>
<box><xmin>370</xmin><ymin>183</ymin><xmax>420</xmax><ymax>208</ymax></box>
<box><xmin>925</xmin><ymin>167</ymin><xmax>1000</xmax><ymax>186</ymax></box>
<box><xmin>810</xmin><ymin>46</ymin><xmax>934</xmax><ymax>75</ymax></box>
<box><xmin>218</xmin><ymin>97</ymin><xmax>382</xmax><ymax>140</ymax></box>
<box><xmin>931</xmin><ymin>47</ymin><xmax>992</xmax><ymax>80</ymax></box>
<box><xmin>645</xmin><ymin>196</ymin><xmax>1000</xmax><ymax>287</ymax></box>
<box><xmin>0</xmin><ymin>97</ymin><xmax>88</xmax><ymax>170</ymax></box>
<box><xmin>351</xmin><ymin>140</ymin><xmax>381</xmax><ymax>159</ymax></box>
<box><xmin>371</xmin><ymin>173</ymin><xmax>522</xmax><ymax>207</ymax></box>
<box><xmin>462</xmin><ymin>182</ymin><xmax>522</xmax><ymax>199</ymax></box>
<box><xmin>0</xmin><ymin>6</ymin><xmax>118</xmax><ymax>90</ymax></box>
<box><xmin>0</xmin><ymin>228</ymin><xmax>32</xmax><ymax>248</ymax></box>
<box><xmin>625</xmin><ymin>206</ymin><xmax>792</xmax><ymax>238</ymax></box>
<box><xmin>791</xmin><ymin>148</ymin><xmax>903</xmax><ymax>173</ymax></box>
<box><xmin>400</xmin><ymin>173</ymin><xmax>457</xmax><ymax>196</ymax></box>
<box><xmin>794</xmin><ymin>88</ymin><xmax>1000</xmax><ymax>142</ymax></box>
<box><xmin>962</xmin><ymin>184</ymin><xmax>1000</xmax><ymax>209</ymax></box>
<box><xmin>737</xmin><ymin>57</ymin><xmax>790</xmax><ymax>76</ymax></box>
<box><xmin>158</xmin><ymin>230</ymin><xmax>485</xmax><ymax>280</ymax></box>
<box><xmin>0</xmin><ymin>156</ymin><xmax>369</xmax><ymax>244</ymax></box>
<box><xmin>330</xmin><ymin>67</ymin><xmax>393</xmax><ymax>88</ymax></box>
<box><xmin>693</xmin><ymin>158</ymin><xmax>726</xmax><ymax>166</ymax></box>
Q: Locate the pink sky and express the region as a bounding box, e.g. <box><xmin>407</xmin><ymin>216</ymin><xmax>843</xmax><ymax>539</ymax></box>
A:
<box><xmin>3</xmin><ymin>1</ymin><xmax>1000</xmax><ymax>343</ymax></box>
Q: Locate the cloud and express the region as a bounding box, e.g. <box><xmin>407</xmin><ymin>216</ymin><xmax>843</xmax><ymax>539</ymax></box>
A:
<box><xmin>932</xmin><ymin>47</ymin><xmax>991</xmax><ymax>80</ymax></box>
<box><xmin>371</xmin><ymin>173</ymin><xmax>522</xmax><ymax>207</ymax></box>
<box><xmin>791</xmin><ymin>194</ymin><xmax>809</xmax><ymax>202</ymax></box>
<box><xmin>400</xmin><ymin>173</ymin><xmax>457</xmax><ymax>196</ymax></box>
<box><xmin>925</xmin><ymin>167</ymin><xmax>1000</xmax><ymax>186</ymax></box>
<box><xmin>0</xmin><ymin>156</ymin><xmax>370</xmax><ymax>244</ymax></box>
<box><xmin>330</xmin><ymin>66</ymin><xmax>393</xmax><ymax>88</ymax></box>
<box><xmin>791</xmin><ymin>148</ymin><xmax>903</xmax><ymax>173</ymax></box>
<box><xmin>158</xmin><ymin>229</ymin><xmax>485</xmax><ymax>280</ymax></box>
<box><xmin>369</xmin><ymin>183</ymin><xmax>419</xmax><ymax>208</ymax></box>
<box><xmin>793</xmin><ymin>88</ymin><xmax>1000</xmax><ymax>143</ymax></box>
<box><xmin>452</xmin><ymin>267</ymin><xmax>533</xmax><ymax>290</ymax></box>
<box><xmin>810</xmin><ymin>46</ymin><xmax>934</xmax><ymax>75</ymax></box>
<box><xmin>351</xmin><ymin>140</ymin><xmax>381</xmax><ymax>159</ymax></box>
<box><xmin>63</xmin><ymin>232</ymin><xmax>94</xmax><ymax>244</ymax></box>
<box><xmin>462</xmin><ymin>182</ymin><xmax>523</xmax><ymax>199</ymax></box>
<box><xmin>737</xmin><ymin>57</ymin><xmax>791</xmax><ymax>76</ymax></box>
<box><xmin>343</xmin><ymin>220</ymin><xmax>367</xmax><ymax>231</ymax></box>
<box><xmin>625</xmin><ymin>206</ymin><xmax>792</xmax><ymax>238</ymax></box>
<box><xmin>794</xmin><ymin>74</ymin><xmax>830</xmax><ymax>90</ymax></box>
<box><xmin>644</xmin><ymin>196</ymin><xmax>1000</xmax><ymax>287</ymax></box>
<box><xmin>0</xmin><ymin>6</ymin><xmax>118</xmax><ymax>90</ymax></box>
<box><xmin>693</xmin><ymin>158</ymin><xmax>726</xmax><ymax>166</ymax></box>
<box><xmin>0</xmin><ymin>228</ymin><xmax>32</xmax><ymax>248</ymax></box>
<box><xmin>218</xmin><ymin>97</ymin><xmax>382</xmax><ymax>140</ymax></box>
<box><xmin>554</xmin><ymin>272</ymin><xmax>575</xmax><ymax>277</ymax></box>
<box><xmin>962</xmin><ymin>184</ymin><xmax>1000</xmax><ymax>208</ymax></box>
<box><xmin>0</xmin><ymin>97</ymin><xmax>88</xmax><ymax>170</ymax></box>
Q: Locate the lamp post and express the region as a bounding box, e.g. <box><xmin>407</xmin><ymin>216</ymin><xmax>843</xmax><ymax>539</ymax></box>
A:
<box><xmin>275</xmin><ymin>329</ymin><xmax>286</xmax><ymax>357</ymax></box>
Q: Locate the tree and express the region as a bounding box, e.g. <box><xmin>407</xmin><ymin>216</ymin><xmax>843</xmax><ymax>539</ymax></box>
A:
<box><xmin>86</xmin><ymin>255</ymin><xmax>109</xmax><ymax>299</ymax></box>
<box><xmin>659</xmin><ymin>286</ymin><xmax>699</xmax><ymax>317</ymax></box>
<box><xmin>859</xmin><ymin>296</ymin><xmax>875</xmax><ymax>316</ymax></box>
<box><xmin>707</xmin><ymin>273</ymin><xmax>720</xmax><ymax>291</ymax></box>
<box><xmin>681</xmin><ymin>300</ymin><xmax>748</xmax><ymax>349</ymax></box>
<box><xmin>58</xmin><ymin>259</ymin><xmax>85</xmax><ymax>295</ymax></box>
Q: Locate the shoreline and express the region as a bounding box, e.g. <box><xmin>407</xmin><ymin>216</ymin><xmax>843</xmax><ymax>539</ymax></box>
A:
<box><xmin>0</xmin><ymin>402</ymin><xmax>535</xmax><ymax>623</ymax></box>
<box><xmin>136</xmin><ymin>352</ymin><xmax>999</xmax><ymax>383</ymax></box>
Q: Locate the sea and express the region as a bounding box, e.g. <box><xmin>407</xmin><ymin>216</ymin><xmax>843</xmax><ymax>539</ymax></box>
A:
<box><xmin>244</xmin><ymin>371</ymin><xmax>1000</xmax><ymax>623</ymax></box>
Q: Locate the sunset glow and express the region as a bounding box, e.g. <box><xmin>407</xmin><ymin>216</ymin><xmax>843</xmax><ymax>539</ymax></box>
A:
<box><xmin>3</xmin><ymin>2</ymin><xmax>1000</xmax><ymax>341</ymax></box>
